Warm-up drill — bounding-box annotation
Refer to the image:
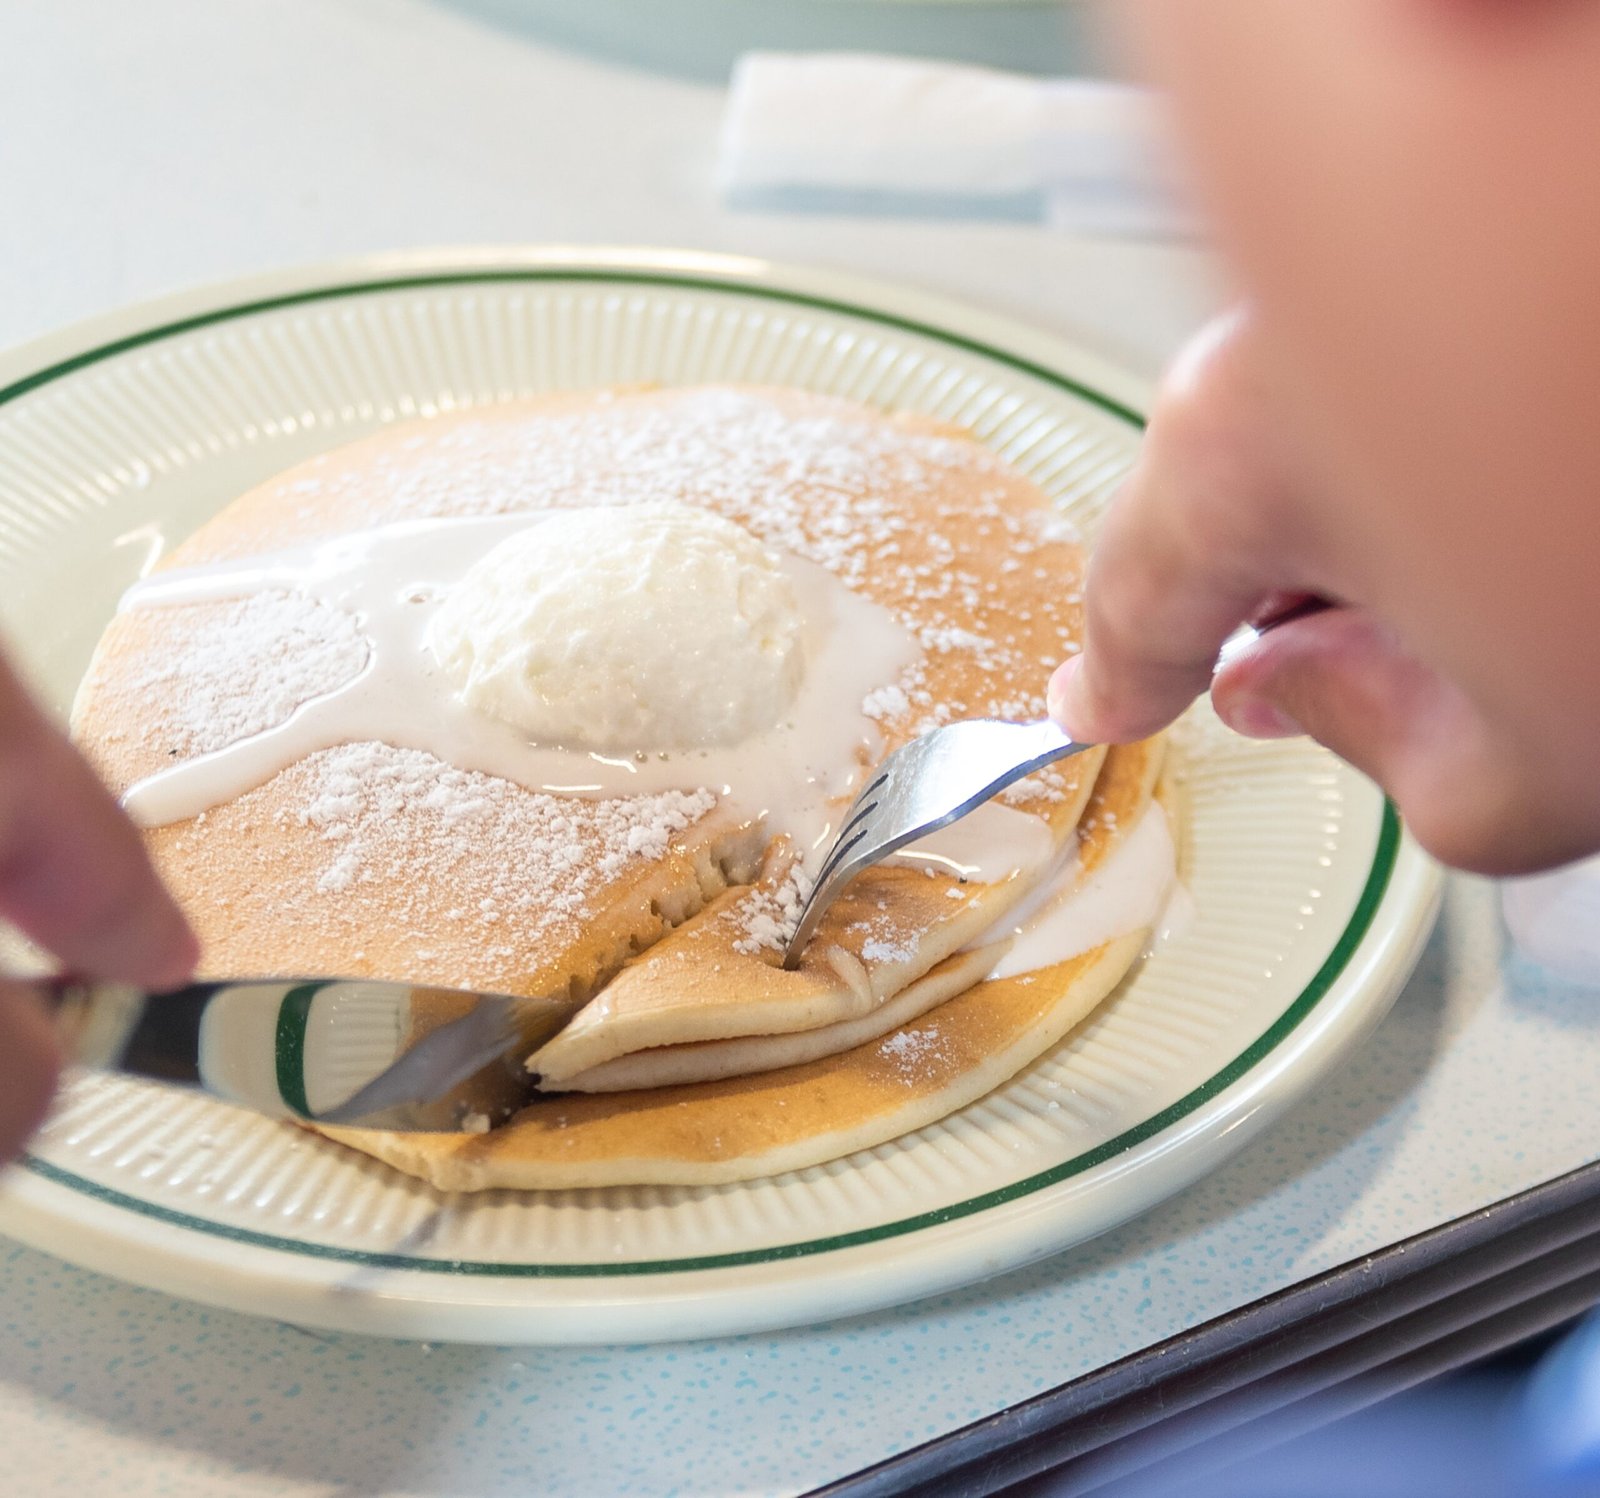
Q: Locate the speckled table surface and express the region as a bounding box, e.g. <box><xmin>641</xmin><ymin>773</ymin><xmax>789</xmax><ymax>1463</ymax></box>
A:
<box><xmin>4</xmin><ymin>3</ymin><xmax>1599</xmax><ymax>1495</ymax></box>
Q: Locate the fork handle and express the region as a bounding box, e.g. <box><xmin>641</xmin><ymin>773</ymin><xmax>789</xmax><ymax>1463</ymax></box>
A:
<box><xmin>1217</xmin><ymin>596</ymin><xmax>1334</xmax><ymax>670</ymax></box>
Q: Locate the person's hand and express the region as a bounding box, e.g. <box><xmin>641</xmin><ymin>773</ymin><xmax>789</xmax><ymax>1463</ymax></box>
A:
<box><xmin>1051</xmin><ymin>1</ymin><xmax>1600</xmax><ymax>877</ymax></box>
<box><xmin>0</xmin><ymin>647</ymin><xmax>197</xmax><ymax>1161</ymax></box>
<box><xmin>1049</xmin><ymin>309</ymin><xmax>1600</xmax><ymax>876</ymax></box>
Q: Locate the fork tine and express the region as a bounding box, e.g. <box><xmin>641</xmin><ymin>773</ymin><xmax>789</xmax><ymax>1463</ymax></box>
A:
<box><xmin>856</xmin><ymin>769</ymin><xmax>892</xmax><ymax>801</ymax></box>
<box><xmin>816</xmin><ymin>792</ymin><xmax>883</xmax><ymax>862</ymax></box>
<box><xmin>807</xmin><ymin>822</ymin><xmax>874</xmax><ymax>897</ymax></box>
<box><xmin>783</xmin><ymin>790</ymin><xmax>911</xmax><ymax>968</ymax></box>
<box><xmin>800</xmin><ymin>773</ymin><xmax>890</xmax><ymax>893</ymax></box>
<box><xmin>829</xmin><ymin>801</ymin><xmax>880</xmax><ymax>854</ymax></box>
<box><xmin>781</xmin><ymin>856</ymin><xmax>854</xmax><ymax>968</ymax></box>
<box><xmin>780</xmin><ymin>758</ymin><xmax>912</xmax><ymax>968</ymax></box>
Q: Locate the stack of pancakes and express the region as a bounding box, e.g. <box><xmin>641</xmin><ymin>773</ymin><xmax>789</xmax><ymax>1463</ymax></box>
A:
<box><xmin>73</xmin><ymin>387</ymin><xmax>1166</xmax><ymax>1189</ymax></box>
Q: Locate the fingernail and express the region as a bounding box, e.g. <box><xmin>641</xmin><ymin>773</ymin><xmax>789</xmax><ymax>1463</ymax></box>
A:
<box><xmin>1224</xmin><ymin>696</ymin><xmax>1302</xmax><ymax>739</ymax></box>
<box><xmin>1047</xmin><ymin>656</ymin><xmax>1083</xmax><ymax>731</ymax></box>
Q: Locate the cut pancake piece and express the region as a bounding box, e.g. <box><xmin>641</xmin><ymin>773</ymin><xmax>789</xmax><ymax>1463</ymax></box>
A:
<box><xmin>530</xmin><ymin>747</ymin><xmax>1106</xmax><ymax>1084</ymax></box>
<box><xmin>549</xmin><ymin>740</ymin><xmax>1156</xmax><ymax>1093</ymax></box>
<box><xmin>322</xmin><ymin>932</ymin><xmax>1147</xmax><ymax>1190</ymax></box>
<box><xmin>547</xmin><ymin>942</ymin><xmax>1012</xmax><ymax>1093</ymax></box>
<box><xmin>322</xmin><ymin>738</ymin><xmax>1165</xmax><ymax>1189</ymax></box>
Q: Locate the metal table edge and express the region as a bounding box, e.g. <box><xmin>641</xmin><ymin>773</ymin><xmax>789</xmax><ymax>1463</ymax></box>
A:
<box><xmin>809</xmin><ymin>1158</ymin><xmax>1600</xmax><ymax>1498</ymax></box>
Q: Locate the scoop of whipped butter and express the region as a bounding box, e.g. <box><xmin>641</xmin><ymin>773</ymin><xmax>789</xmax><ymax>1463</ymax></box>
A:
<box><xmin>427</xmin><ymin>502</ymin><xmax>806</xmax><ymax>751</ymax></box>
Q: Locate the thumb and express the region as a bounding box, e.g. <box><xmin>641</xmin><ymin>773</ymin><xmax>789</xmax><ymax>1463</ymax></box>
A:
<box><xmin>1212</xmin><ymin>607</ymin><xmax>1590</xmax><ymax>874</ymax></box>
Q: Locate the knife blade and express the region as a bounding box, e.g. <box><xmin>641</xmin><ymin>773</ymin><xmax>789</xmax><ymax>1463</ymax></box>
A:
<box><xmin>42</xmin><ymin>975</ymin><xmax>581</xmax><ymax>1132</ymax></box>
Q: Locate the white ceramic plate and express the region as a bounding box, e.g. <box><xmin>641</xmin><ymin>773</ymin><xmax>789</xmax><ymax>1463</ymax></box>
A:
<box><xmin>0</xmin><ymin>249</ymin><xmax>1439</xmax><ymax>1345</ymax></box>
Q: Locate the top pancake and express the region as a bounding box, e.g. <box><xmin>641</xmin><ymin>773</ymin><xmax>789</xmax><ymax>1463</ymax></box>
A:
<box><xmin>73</xmin><ymin>387</ymin><xmax>1100</xmax><ymax>1017</ymax></box>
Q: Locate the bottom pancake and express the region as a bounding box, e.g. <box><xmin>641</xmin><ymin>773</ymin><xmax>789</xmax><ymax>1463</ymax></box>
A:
<box><xmin>322</xmin><ymin>931</ymin><xmax>1147</xmax><ymax>1189</ymax></box>
<box><xmin>319</xmin><ymin>740</ymin><xmax>1167</xmax><ymax>1190</ymax></box>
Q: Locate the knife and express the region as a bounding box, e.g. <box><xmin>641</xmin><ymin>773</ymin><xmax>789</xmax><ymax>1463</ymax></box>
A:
<box><xmin>42</xmin><ymin>975</ymin><xmax>581</xmax><ymax>1132</ymax></box>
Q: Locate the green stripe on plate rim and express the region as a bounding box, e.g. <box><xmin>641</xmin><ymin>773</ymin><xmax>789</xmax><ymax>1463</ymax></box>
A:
<box><xmin>2</xmin><ymin>268</ymin><xmax>1399</xmax><ymax>1276</ymax></box>
<box><xmin>0</xmin><ymin>268</ymin><xmax>1142</xmax><ymax>425</ymax></box>
<box><xmin>273</xmin><ymin>984</ymin><xmax>324</xmax><ymax>1120</ymax></box>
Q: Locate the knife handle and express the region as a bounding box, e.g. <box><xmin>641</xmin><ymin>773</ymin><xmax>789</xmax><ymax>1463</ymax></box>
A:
<box><xmin>47</xmin><ymin>976</ymin><xmax>224</xmax><ymax>1086</ymax></box>
<box><xmin>38</xmin><ymin>974</ymin><xmax>537</xmax><ymax>1132</ymax></box>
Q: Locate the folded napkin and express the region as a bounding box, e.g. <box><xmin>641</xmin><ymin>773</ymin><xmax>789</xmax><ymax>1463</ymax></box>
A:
<box><xmin>718</xmin><ymin>52</ymin><xmax>1197</xmax><ymax>238</ymax></box>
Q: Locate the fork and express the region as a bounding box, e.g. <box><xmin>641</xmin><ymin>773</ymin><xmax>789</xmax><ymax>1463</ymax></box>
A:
<box><xmin>782</xmin><ymin>598</ymin><xmax>1330</xmax><ymax>967</ymax></box>
<box><xmin>781</xmin><ymin>718</ymin><xmax>1093</xmax><ymax>967</ymax></box>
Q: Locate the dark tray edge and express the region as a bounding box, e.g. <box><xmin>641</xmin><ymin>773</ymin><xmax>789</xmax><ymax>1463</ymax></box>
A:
<box><xmin>809</xmin><ymin>1158</ymin><xmax>1600</xmax><ymax>1498</ymax></box>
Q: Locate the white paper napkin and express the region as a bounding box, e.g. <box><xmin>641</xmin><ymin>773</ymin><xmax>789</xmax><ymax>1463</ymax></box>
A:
<box><xmin>718</xmin><ymin>52</ymin><xmax>1197</xmax><ymax>238</ymax></box>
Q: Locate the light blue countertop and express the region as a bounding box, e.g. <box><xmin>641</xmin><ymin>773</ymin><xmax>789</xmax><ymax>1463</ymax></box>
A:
<box><xmin>4</xmin><ymin>879</ymin><xmax>1597</xmax><ymax>1495</ymax></box>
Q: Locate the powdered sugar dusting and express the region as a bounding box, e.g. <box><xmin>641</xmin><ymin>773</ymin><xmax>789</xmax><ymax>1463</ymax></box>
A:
<box><xmin>243</xmin><ymin>389</ymin><xmax>1003</xmax><ymax>584</ymax></box>
<box><xmin>286</xmin><ymin>741</ymin><xmax>714</xmax><ymax>945</ymax></box>
<box><xmin>110</xmin><ymin>591</ymin><xmax>368</xmax><ymax>758</ymax></box>
<box><xmin>1000</xmin><ymin>765</ymin><xmax>1069</xmax><ymax>808</ymax></box>
<box><xmin>861</xmin><ymin>683</ymin><xmax>910</xmax><ymax>722</ymax></box>
<box><xmin>861</xmin><ymin>936</ymin><xmax>912</xmax><ymax>964</ymax></box>
<box><xmin>920</xmin><ymin>625</ymin><xmax>994</xmax><ymax>655</ymax></box>
<box><xmin>731</xmin><ymin>863</ymin><xmax>813</xmax><ymax>956</ymax></box>
<box><xmin>879</xmin><ymin>1026</ymin><xmax>949</xmax><ymax>1078</ymax></box>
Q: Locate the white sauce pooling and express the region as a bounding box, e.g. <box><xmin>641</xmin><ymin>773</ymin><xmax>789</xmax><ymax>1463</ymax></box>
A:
<box><xmin>987</xmin><ymin>804</ymin><xmax>1181</xmax><ymax>979</ymax></box>
<box><xmin>117</xmin><ymin>514</ymin><xmax>920</xmax><ymax>862</ymax></box>
<box><xmin>889</xmin><ymin>800</ymin><xmax>1059</xmax><ymax>885</ymax></box>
